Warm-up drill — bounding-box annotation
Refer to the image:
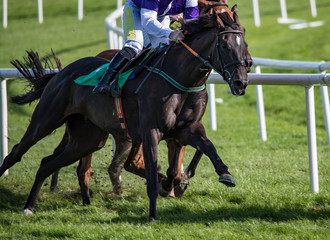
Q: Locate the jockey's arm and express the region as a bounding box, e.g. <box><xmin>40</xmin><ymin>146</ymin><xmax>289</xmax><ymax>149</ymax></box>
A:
<box><xmin>141</xmin><ymin>8</ymin><xmax>172</xmax><ymax>39</ymax></box>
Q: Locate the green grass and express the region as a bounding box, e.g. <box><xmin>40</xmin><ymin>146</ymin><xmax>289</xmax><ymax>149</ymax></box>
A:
<box><xmin>0</xmin><ymin>0</ymin><xmax>329</xmax><ymax>239</ymax></box>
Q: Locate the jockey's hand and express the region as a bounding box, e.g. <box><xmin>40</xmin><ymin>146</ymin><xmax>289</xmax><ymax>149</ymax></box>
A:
<box><xmin>169</xmin><ymin>30</ymin><xmax>184</xmax><ymax>42</ymax></box>
<box><xmin>169</xmin><ymin>13</ymin><xmax>183</xmax><ymax>22</ymax></box>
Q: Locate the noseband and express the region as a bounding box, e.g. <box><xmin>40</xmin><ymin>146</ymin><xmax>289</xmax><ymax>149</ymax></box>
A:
<box><xmin>215</xmin><ymin>29</ymin><xmax>245</xmax><ymax>83</ymax></box>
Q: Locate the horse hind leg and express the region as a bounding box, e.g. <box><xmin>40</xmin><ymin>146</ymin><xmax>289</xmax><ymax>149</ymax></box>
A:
<box><xmin>171</xmin><ymin>149</ymin><xmax>203</xmax><ymax>197</ymax></box>
<box><xmin>0</xmin><ymin>94</ymin><xmax>68</xmax><ymax>177</ymax></box>
<box><xmin>123</xmin><ymin>143</ymin><xmax>165</xmax><ymax>182</ymax></box>
<box><xmin>0</xmin><ymin>120</ymin><xmax>65</xmax><ymax>177</ymax></box>
<box><xmin>50</xmin><ymin>128</ymin><xmax>70</xmax><ymax>191</ymax></box>
<box><xmin>68</xmin><ymin>115</ymin><xmax>108</xmax><ymax>205</ymax></box>
<box><xmin>172</xmin><ymin>146</ymin><xmax>190</xmax><ymax>197</ymax></box>
<box><xmin>22</xmin><ymin>128</ymin><xmax>106</xmax><ymax>213</ymax></box>
<box><xmin>76</xmin><ymin>155</ymin><xmax>93</xmax><ymax>205</ymax></box>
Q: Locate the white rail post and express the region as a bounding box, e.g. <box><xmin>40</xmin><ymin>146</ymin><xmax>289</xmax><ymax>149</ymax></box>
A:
<box><xmin>0</xmin><ymin>79</ymin><xmax>9</xmax><ymax>175</ymax></box>
<box><xmin>309</xmin><ymin>0</ymin><xmax>317</xmax><ymax>18</ymax></box>
<box><xmin>255</xmin><ymin>66</ymin><xmax>267</xmax><ymax>141</ymax></box>
<box><xmin>319</xmin><ymin>68</ymin><xmax>330</xmax><ymax>145</ymax></box>
<box><xmin>208</xmin><ymin>84</ymin><xmax>217</xmax><ymax>131</ymax></box>
<box><xmin>117</xmin><ymin>0</ymin><xmax>123</xmax><ymax>8</ymax></box>
<box><xmin>3</xmin><ymin>0</ymin><xmax>8</xmax><ymax>28</ymax></box>
<box><xmin>305</xmin><ymin>85</ymin><xmax>319</xmax><ymax>193</ymax></box>
<box><xmin>320</xmin><ymin>85</ymin><xmax>330</xmax><ymax>145</ymax></box>
<box><xmin>252</xmin><ymin>0</ymin><xmax>261</xmax><ymax>27</ymax></box>
<box><xmin>279</xmin><ymin>0</ymin><xmax>288</xmax><ymax>20</ymax></box>
<box><xmin>78</xmin><ymin>0</ymin><xmax>83</xmax><ymax>21</ymax></box>
<box><xmin>38</xmin><ymin>0</ymin><xmax>43</xmax><ymax>24</ymax></box>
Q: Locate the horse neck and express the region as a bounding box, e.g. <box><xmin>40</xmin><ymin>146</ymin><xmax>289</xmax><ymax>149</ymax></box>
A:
<box><xmin>164</xmin><ymin>27</ymin><xmax>218</xmax><ymax>88</ymax></box>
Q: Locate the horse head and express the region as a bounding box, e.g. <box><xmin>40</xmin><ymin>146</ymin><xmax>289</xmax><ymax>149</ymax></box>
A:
<box><xmin>181</xmin><ymin>5</ymin><xmax>251</xmax><ymax>96</ymax></box>
<box><xmin>212</xmin><ymin>5</ymin><xmax>251</xmax><ymax>96</ymax></box>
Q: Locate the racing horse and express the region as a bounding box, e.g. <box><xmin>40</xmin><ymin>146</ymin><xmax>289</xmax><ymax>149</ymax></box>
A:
<box><xmin>0</xmin><ymin>10</ymin><xmax>250</xmax><ymax>220</ymax></box>
<box><xmin>48</xmin><ymin>0</ymin><xmax>251</xmax><ymax>202</ymax></box>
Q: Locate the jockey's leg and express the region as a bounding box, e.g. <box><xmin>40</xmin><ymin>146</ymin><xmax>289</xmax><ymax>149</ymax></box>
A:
<box><xmin>93</xmin><ymin>2</ymin><xmax>142</xmax><ymax>97</ymax></box>
<box><xmin>92</xmin><ymin>47</ymin><xmax>135</xmax><ymax>97</ymax></box>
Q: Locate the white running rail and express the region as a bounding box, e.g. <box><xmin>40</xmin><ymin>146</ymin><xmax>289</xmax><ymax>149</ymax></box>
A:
<box><xmin>1</xmin><ymin>68</ymin><xmax>329</xmax><ymax>193</ymax></box>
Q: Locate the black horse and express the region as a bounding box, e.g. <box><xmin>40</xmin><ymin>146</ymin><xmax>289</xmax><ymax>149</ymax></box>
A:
<box><xmin>0</xmin><ymin>9</ymin><xmax>250</xmax><ymax>220</ymax></box>
<box><xmin>47</xmin><ymin>1</ymin><xmax>251</xmax><ymax>203</ymax></box>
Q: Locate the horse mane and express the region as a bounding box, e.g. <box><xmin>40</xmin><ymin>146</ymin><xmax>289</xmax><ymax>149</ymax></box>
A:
<box><xmin>182</xmin><ymin>12</ymin><xmax>237</xmax><ymax>36</ymax></box>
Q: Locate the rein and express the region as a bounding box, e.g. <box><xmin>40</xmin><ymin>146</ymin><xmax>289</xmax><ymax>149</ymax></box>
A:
<box><xmin>179</xmin><ymin>29</ymin><xmax>244</xmax><ymax>83</ymax></box>
<box><xmin>144</xmin><ymin>66</ymin><xmax>206</xmax><ymax>92</ymax></box>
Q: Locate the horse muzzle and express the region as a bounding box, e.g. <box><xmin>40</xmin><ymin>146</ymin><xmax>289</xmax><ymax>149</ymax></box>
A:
<box><xmin>230</xmin><ymin>78</ymin><xmax>248</xmax><ymax>96</ymax></box>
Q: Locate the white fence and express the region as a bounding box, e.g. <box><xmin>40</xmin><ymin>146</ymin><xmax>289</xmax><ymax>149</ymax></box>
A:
<box><xmin>2</xmin><ymin>0</ymin><xmax>84</xmax><ymax>28</ymax></box>
<box><xmin>1</xmin><ymin>66</ymin><xmax>329</xmax><ymax>193</ymax></box>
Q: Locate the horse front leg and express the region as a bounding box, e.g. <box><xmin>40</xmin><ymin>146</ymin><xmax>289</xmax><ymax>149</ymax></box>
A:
<box><xmin>183</xmin><ymin>125</ymin><xmax>235</xmax><ymax>187</ymax></box>
<box><xmin>142</xmin><ymin>129</ymin><xmax>161</xmax><ymax>221</ymax></box>
<box><xmin>199</xmin><ymin>140</ymin><xmax>235</xmax><ymax>187</ymax></box>
<box><xmin>184</xmin><ymin>149</ymin><xmax>203</xmax><ymax>179</ymax></box>
<box><xmin>108</xmin><ymin>137</ymin><xmax>132</xmax><ymax>194</ymax></box>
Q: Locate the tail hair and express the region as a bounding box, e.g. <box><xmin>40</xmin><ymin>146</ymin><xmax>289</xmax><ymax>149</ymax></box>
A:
<box><xmin>10</xmin><ymin>49</ymin><xmax>62</xmax><ymax>105</ymax></box>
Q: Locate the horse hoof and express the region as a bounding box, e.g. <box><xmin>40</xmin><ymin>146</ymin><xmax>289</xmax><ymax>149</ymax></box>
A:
<box><xmin>159</xmin><ymin>188</ymin><xmax>171</xmax><ymax>197</ymax></box>
<box><xmin>219</xmin><ymin>173</ymin><xmax>236</xmax><ymax>187</ymax></box>
<box><xmin>21</xmin><ymin>209</ymin><xmax>33</xmax><ymax>215</ymax></box>
<box><xmin>113</xmin><ymin>186</ymin><xmax>123</xmax><ymax>195</ymax></box>
<box><xmin>159</xmin><ymin>182</ymin><xmax>171</xmax><ymax>197</ymax></box>
<box><xmin>173</xmin><ymin>173</ymin><xmax>189</xmax><ymax>197</ymax></box>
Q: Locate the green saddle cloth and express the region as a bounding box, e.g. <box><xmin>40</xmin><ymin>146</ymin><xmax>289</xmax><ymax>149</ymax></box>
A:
<box><xmin>74</xmin><ymin>63</ymin><xmax>134</xmax><ymax>88</ymax></box>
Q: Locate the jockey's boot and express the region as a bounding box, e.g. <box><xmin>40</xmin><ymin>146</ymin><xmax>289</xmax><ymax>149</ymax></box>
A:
<box><xmin>93</xmin><ymin>47</ymin><xmax>135</xmax><ymax>97</ymax></box>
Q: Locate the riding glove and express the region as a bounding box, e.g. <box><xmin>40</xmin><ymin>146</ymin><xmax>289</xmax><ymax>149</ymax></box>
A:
<box><xmin>169</xmin><ymin>30</ymin><xmax>185</xmax><ymax>42</ymax></box>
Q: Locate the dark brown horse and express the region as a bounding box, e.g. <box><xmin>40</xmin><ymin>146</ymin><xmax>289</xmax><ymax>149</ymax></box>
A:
<box><xmin>47</xmin><ymin>49</ymin><xmax>188</xmax><ymax>200</ymax></box>
<box><xmin>49</xmin><ymin>0</ymin><xmax>252</xmax><ymax>202</ymax></box>
<box><xmin>1</xmin><ymin>10</ymin><xmax>250</xmax><ymax>220</ymax></box>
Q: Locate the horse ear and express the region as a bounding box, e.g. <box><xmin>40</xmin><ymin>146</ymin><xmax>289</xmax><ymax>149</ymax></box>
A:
<box><xmin>231</xmin><ymin>4</ymin><xmax>238</xmax><ymax>14</ymax></box>
<box><xmin>231</xmin><ymin>4</ymin><xmax>240</xmax><ymax>24</ymax></box>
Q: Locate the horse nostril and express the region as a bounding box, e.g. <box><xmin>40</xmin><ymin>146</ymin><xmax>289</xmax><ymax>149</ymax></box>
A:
<box><xmin>233</xmin><ymin>80</ymin><xmax>243</xmax><ymax>88</ymax></box>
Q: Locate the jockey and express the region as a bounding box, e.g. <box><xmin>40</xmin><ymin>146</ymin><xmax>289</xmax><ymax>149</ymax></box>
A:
<box><xmin>93</xmin><ymin>0</ymin><xmax>199</xmax><ymax>97</ymax></box>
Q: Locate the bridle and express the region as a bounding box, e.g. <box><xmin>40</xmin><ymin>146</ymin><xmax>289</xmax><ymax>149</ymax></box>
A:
<box><xmin>199</xmin><ymin>3</ymin><xmax>246</xmax><ymax>83</ymax></box>
<box><xmin>202</xmin><ymin>2</ymin><xmax>229</xmax><ymax>15</ymax></box>
<box><xmin>215</xmin><ymin>29</ymin><xmax>246</xmax><ymax>83</ymax></box>
<box><xmin>179</xmin><ymin>28</ymin><xmax>245</xmax><ymax>84</ymax></box>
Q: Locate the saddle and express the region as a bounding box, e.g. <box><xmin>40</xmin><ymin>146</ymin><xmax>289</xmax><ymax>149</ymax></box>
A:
<box><xmin>74</xmin><ymin>45</ymin><xmax>166</xmax><ymax>89</ymax></box>
<box><xmin>111</xmin><ymin>45</ymin><xmax>168</xmax><ymax>91</ymax></box>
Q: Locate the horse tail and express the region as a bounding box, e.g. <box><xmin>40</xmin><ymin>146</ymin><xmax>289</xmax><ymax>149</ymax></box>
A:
<box><xmin>10</xmin><ymin>49</ymin><xmax>62</xmax><ymax>105</ymax></box>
